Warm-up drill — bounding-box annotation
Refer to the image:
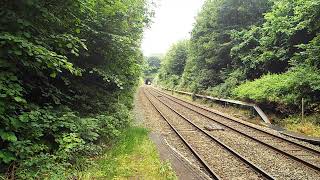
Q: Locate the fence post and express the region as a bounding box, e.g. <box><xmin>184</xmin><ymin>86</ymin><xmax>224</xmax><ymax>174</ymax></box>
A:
<box><xmin>301</xmin><ymin>98</ymin><xmax>304</xmax><ymax>123</ymax></box>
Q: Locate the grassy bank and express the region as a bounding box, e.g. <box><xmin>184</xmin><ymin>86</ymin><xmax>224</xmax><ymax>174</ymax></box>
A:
<box><xmin>76</xmin><ymin>126</ymin><xmax>176</xmax><ymax>179</ymax></box>
<box><xmin>277</xmin><ymin>114</ymin><xmax>320</xmax><ymax>138</ymax></box>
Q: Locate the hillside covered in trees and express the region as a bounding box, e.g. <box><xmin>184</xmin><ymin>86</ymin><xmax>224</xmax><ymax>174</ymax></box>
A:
<box><xmin>157</xmin><ymin>0</ymin><xmax>320</xmax><ymax>117</ymax></box>
<box><xmin>0</xmin><ymin>0</ymin><xmax>151</xmax><ymax>178</ymax></box>
<box><xmin>144</xmin><ymin>55</ymin><xmax>161</xmax><ymax>82</ymax></box>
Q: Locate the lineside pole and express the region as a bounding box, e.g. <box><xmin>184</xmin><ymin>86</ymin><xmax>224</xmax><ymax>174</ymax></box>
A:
<box><xmin>301</xmin><ymin>98</ymin><xmax>304</xmax><ymax>123</ymax></box>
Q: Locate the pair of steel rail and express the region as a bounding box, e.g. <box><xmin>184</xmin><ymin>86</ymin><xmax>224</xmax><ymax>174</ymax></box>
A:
<box><xmin>143</xmin><ymin>87</ymin><xmax>320</xmax><ymax>179</ymax></box>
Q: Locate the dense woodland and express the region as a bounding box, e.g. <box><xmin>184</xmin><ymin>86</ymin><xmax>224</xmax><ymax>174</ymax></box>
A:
<box><xmin>0</xmin><ymin>0</ymin><xmax>151</xmax><ymax>178</ymax></box>
<box><xmin>144</xmin><ymin>55</ymin><xmax>161</xmax><ymax>81</ymax></box>
<box><xmin>156</xmin><ymin>0</ymin><xmax>320</xmax><ymax>117</ymax></box>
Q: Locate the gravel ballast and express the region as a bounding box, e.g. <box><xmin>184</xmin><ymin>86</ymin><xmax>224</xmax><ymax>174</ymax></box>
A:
<box><xmin>134</xmin><ymin>87</ymin><xmax>210</xmax><ymax>178</ymax></box>
<box><xmin>145</xmin><ymin>89</ymin><xmax>265</xmax><ymax>179</ymax></box>
<box><xmin>148</xmin><ymin>87</ymin><xmax>320</xmax><ymax>179</ymax></box>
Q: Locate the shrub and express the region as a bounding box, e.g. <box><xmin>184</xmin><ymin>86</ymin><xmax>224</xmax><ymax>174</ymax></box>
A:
<box><xmin>233</xmin><ymin>66</ymin><xmax>320</xmax><ymax>113</ymax></box>
<box><xmin>0</xmin><ymin>0</ymin><xmax>151</xmax><ymax>178</ymax></box>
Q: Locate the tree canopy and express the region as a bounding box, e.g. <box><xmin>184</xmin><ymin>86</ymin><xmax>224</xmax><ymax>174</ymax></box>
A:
<box><xmin>156</xmin><ymin>0</ymin><xmax>320</xmax><ymax>113</ymax></box>
<box><xmin>157</xmin><ymin>40</ymin><xmax>189</xmax><ymax>88</ymax></box>
<box><xmin>0</xmin><ymin>0</ymin><xmax>151</xmax><ymax>178</ymax></box>
<box><xmin>144</xmin><ymin>55</ymin><xmax>161</xmax><ymax>80</ymax></box>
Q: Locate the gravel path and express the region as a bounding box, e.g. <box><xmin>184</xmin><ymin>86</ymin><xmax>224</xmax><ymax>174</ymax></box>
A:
<box><xmin>148</xmin><ymin>87</ymin><xmax>320</xmax><ymax>179</ymax></box>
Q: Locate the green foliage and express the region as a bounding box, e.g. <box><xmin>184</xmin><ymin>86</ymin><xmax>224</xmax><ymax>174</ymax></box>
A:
<box><xmin>232</xmin><ymin>0</ymin><xmax>320</xmax><ymax>78</ymax></box>
<box><xmin>158</xmin><ymin>0</ymin><xmax>320</xmax><ymax>114</ymax></box>
<box><xmin>144</xmin><ymin>56</ymin><xmax>161</xmax><ymax>80</ymax></box>
<box><xmin>233</xmin><ymin>66</ymin><xmax>320</xmax><ymax>113</ymax></box>
<box><xmin>178</xmin><ymin>0</ymin><xmax>270</xmax><ymax>91</ymax></box>
<box><xmin>77</xmin><ymin>126</ymin><xmax>177</xmax><ymax>179</ymax></box>
<box><xmin>0</xmin><ymin>0</ymin><xmax>151</xmax><ymax>178</ymax></box>
<box><xmin>292</xmin><ymin>34</ymin><xmax>320</xmax><ymax>68</ymax></box>
<box><xmin>230</xmin><ymin>0</ymin><xmax>320</xmax><ymax>112</ymax></box>
<box><xmin>208</xmin><ymin>69</ymin><xmax>246</xmax><ymax>97</ymax></box>
<box><xmin>157</xmin><ymin>40</ymin><xmax>189</xmax><ymax>88</ymax></box>
<box><xmin>163</xmin><ymin>40</ymin><xmax>189</xmax><ymax>76</ymax></box>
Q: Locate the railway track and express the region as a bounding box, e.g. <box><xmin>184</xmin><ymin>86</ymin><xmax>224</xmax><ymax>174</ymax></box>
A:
<box><xmin>145</xmin><ymin>87</ymin><xmax>320</xmax><ymax>179</ymax></box>
<box><xmin>143</xmin><ymin>89</ymin><xmax>274</xmax><ymax>179</ymax></box>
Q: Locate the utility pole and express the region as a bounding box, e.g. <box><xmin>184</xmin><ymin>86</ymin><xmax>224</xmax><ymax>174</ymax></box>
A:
<box><xmin>301</xmin><ymin>98</ymin><xmax>304</xmax><ymax>123</ymax></box>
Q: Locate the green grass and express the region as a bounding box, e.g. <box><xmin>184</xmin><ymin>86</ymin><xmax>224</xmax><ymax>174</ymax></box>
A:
<box><xmin>279</xmin><ymin>114</ymin><xmax>320</xmax><ymax>137</ymax></box>
<box><xmin>76</xmin><ymin>126</ymin><xmax>177</xmax><ymax>180</ymax></box>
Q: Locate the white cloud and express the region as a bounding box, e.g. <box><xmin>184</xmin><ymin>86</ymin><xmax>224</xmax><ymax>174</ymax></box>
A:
<box><xmin>142</xmin><ymin>0</ymin><xmax>205</xmax><ymax>56</ymax></box>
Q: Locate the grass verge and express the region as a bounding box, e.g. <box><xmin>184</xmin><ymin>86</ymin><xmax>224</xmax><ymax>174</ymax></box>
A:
<box><xmin>76</xmin><ymin>126</ymin><xmax>177</xmax><ymax>180</ymax></box>
<box><xmin>278</xmin><ymin>114</ymin><xmax>320</xmax><ymax>137</ymax></box>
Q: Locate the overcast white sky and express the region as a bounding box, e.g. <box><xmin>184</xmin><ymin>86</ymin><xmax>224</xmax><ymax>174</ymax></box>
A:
<box><xmin>142</xmin><ymin>0</ymin><xmax>205</xmax><ymax>56</ymax></box>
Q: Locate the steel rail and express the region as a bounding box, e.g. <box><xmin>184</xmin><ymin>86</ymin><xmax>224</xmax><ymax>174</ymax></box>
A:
<box><xmin>145</xmin><ymin>89</ymin><xmax>275</xmax><ymax>180</ymax></box>
<box><xmin>143</xmin><ymin>90</ymin><xmax>221</xmax><ymax>180</ymax></box>
<box><xmin>154</xmin><ymin>87</ymin><xmax>320</xmax><ymax>155</ymax></box>
<box><xmin>150</xmin><ymin>87</ymin><xmax>320</xmax><ymax>172</ymax></box>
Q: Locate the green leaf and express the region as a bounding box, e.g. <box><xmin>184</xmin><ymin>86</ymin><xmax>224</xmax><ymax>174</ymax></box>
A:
<box><xmin>50</xmin><ymin>72</ymin><xmax>57</xmax><ymax>78</ymax></box>
<box><xmin>9</xmin><ymin>75</ymin><xmax>18</xmax><ymax>81</ymax></box>
<box><xmin>0</xmin><ymin>130</ymin><xmax>17</xmax><ymax>142</ymax></box>
<box><xmin>10</xmin><ymin>117</ymin><xmax>23</xmax><ymax>129</ymax></box>
<box><xmin>14</xmin><ymin>50</ymin><xmax>22</xmax><ymax>56</ymax></box>
<box><xmin>23</xmin><ymin>32</ymin><xmax>31</xmax><ymax>38</ymax></box>
<box><xmin>0</xmin><ymin>151</ymin><xmax>16</xmax><ymax>164</ymax></box>
<box><xmin>18</xmin><ymin>114</ymin><xmax>29</xmax><ymax>123</ymax></box>
<box><xmin>75</xmin><ymin>28</ymin><xmax>81</xmax><ymax>34</ymax></box>
<box><xmin>66</xmin><ymin>43</ymin><xmax>73</xmax><ymax>48</ymax></box>
<box><xmin>14</xmin><ymin>96</ymin><xmax>27</xmax><ymax>103</ymax></box>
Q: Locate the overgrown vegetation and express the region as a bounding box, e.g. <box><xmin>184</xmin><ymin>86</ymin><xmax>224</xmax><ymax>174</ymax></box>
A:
<box><xmin>0</xmin><ymin>0</ymin><xmax>151</xmax><ymax>178</ymax></box>
<box><xmin>157</xmin><ymin>40</ymin><xmax>189</xmax><ymax>88</ymax></box>
<box><xmin>279</xmin><ymin>114</ymin><xmax>320</xmax><ymax>137</ymax></box>
<box><xmin>77</xmin><ymin>126</ymin><xmax>177</xmax><ymax>179</ymax></box>
<box><xmin>156</xmin><ymin>0</ymin><xmax>320</xmax><ymax>122</ymax></box>
<box><xmin>144</xmin><ymin>55</ymin><xmax>161</xmax><ymax>82</ymax></box>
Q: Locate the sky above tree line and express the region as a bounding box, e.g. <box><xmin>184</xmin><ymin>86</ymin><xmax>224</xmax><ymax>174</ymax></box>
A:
<box><xmin>142</xmin><ymin>0</ymin><xmax>205</xmax><ymax>56</ymax></box>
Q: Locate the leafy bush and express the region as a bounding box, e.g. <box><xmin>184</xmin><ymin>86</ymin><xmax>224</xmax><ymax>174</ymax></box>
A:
<box><xmin>292</xmin><ymin>34</ymin><xmax>320</xmax><ymax>68</ymax></box>
<box><xmin>0</xmin><ymin>0</ymin><xmax>151</xmax><ymax>178</ymax></box>
<box><xmin>10</xmin><ymin>104</ymin><xmax>133</xmax><ymax>179</ymax></box>
<box><xmin>233</xmin><ymin>66</ymin><xmax>320</xmax><ymax>113</ymax></box>
<box><xmin>157</xmin><ymin>0</ymin><xmax>320</xmax><ymax>117</ymax></box>
<box><xmin>157</xmin><ymin>40</ymin><xmax>189</xmax><ymax>88</ymax></box>
<box><xmin>231</xmin><ymin>0</ymin><xmax>320</xmax><ymax>79</ymax></box>
<box><xmin>178</xmin><ymin>0</ymin><xmax>270</xmax><ymax>91</ymax></box>
<box><xmin>208</xmin><ymin>69</ymin><xmax>246</xmax><ymax>97</ymax></box>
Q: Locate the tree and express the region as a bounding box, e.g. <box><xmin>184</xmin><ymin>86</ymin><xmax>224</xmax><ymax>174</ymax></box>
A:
<box><xmin>161</xmin><ymin>0</ymin><xmax>320</xmax><ymax>113</ymax></box>
<box><xmin>144</xmin><ymin>56</ymin><xmax>161</xmax><ymax>79</ymax></box>
<box><xmin>157</xmin><ymin>40</ymin><xmax>189</xmax><ymax>88</ymax></box>
<box><xmin>181</xmin><ymin>0</ymin><xmax>270</xmax><ymax>91</ymax></box>
<box><xmin>0</xmin><ymin>0</ymin><xmax>151</xmax><ymax>178</ymax></box>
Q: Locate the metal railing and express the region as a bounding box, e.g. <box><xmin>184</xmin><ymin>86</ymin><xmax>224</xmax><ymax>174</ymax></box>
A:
<box><xmin>161</xmin><ymin>87</ymin><xmax>271</xmax><ymax>124</ymax></box>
